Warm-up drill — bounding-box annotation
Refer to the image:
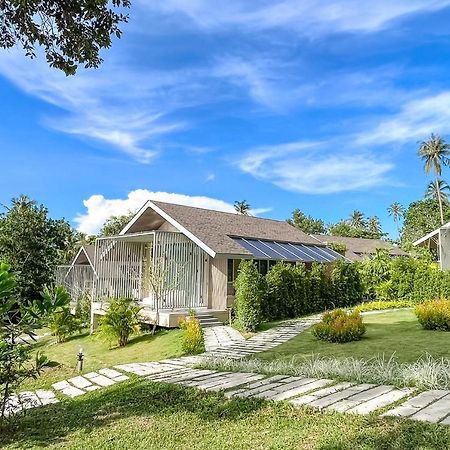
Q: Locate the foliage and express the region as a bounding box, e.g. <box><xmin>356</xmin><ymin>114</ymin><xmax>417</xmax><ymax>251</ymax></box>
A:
<box><xmin>74</xmin><ymin>294</ymin><xmax>91</xmax><ymax>328</ymax></box>
<box><xmin>312</xmin><ymin>309</ymin><xmax>366</xmax><ymax>343</ymax></box>
<box><xmin>401</xmin><ymin>199</ymin><xmax>450</xmax><ymax>245</ymax></box>
<box><xmin>234</xmin><ymin>260</ymin><xmax>265</xmax><ymax>331</ymax></box>
<box><xmin>0</xmin><ymin>196</ymin><xmax>75</xmax><ymax>305</ymax></box>
<box><xmin>97</xmin><ymin>298</ymin><xmax>141</xmax><ymax>347</ymax></box>
<box><xmin>179</xmin><ymin>316</ymin><xmax>204</xmax><ymax>354</ymax></box>
<box><xmin>354</xmin><ymin>299</ymin><xmax>413</xmax><ymax>313</ymax></box>
<box><xmin>415</xmin><ymin>300</ymin><xmax>450</xmax><ymax>331</ymax></box>
<box><xmin>329</xmin><ymin>242</ymin><xmax>347</xmax><ymax>254</ymax></box>
<box><xmin>330</xmin><ymin>260</ymin><xmax>364</xmax><ymax>308</ymax></box>
<box><xmin>234</xmin><ymin>200</ymin><xmax>251</xmax><ymax>215</ymax></box>
<box><xmin>287</xmin><ymin>209</ymin><xmax>325</xmax><ymax>234</ymax></box>
<box><xmin>387</xmin><ymin>202</ymin><xmax>405</xmax><ymax>238</ymax></box>
<box><xmin>0</xmin><ymin>263</ymin><xmax>58</xmax><ymax>427</ymax></box>
<box><xmin>42</xmin><ymin>286</ymin><xmax>80</xmax><ymax>344</ymax></box>
<box><xmin>328</xmin><ymin>219</ymin><xmax>384</xmax><ymax>239</ymax></box>
<box><xmin>425</xmin><ymin>179</ymin><xmax>450</xmax><ymax>204</ymax></box>
<box><xmin>100</xmin><ymin>212</ymin><xmax>136</xmax><ymax>236</ymax></box>
<box><xmin>0</xmin><ymin>1</ymin><xmax>130</xmax><ymax>75</ymax></box>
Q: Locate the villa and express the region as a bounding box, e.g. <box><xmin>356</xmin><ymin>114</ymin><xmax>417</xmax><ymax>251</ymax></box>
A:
<box><xmin>413</xmin><ymin>222</ymin><xmax>450</xmax><ymax>269</ymax></box>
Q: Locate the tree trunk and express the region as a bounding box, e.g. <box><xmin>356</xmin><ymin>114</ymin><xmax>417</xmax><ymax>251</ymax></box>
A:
<box><xmin>437</xmin><ymin>178</ymin><xmax>445</xmax><ymax>225</ymax></box>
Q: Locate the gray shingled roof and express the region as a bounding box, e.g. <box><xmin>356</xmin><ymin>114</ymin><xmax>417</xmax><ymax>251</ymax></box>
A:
<box><xmin>311</xmin><ymin>234</ymin><xmax>408</xmax><ymax>261</ymax></box>
<box><xmin>73</xmin><ymin>245</ymin><xmax>95</xmax><ymax>266</ymax></box>
<box><xmin>150</xmin><ymin>201</ymin><xmax>322</xmax><ymax>256</ymax></box>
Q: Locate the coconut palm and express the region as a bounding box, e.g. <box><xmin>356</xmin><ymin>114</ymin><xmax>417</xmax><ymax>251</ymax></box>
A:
<box><xmin>367</xmin><ymin>216</ymin><xmax>382</xmax><ymax>236</ymax></box>
<box><xmin>425</xmin><ymin>179</ymin><xmax>450</xmax><ymax>205</ymax></box>
<box><xmin>387</xmin><ymin>202</ymin><xmax>404</xmax><ymax>238</ymax></box>
<box><xmin>234</xmin><ymin>200</ymin><xmax>251</xmax><ymax>215</ymax></box>
<box><xmin>349</xmin><ymin>210</ymin><xmax>366</xmax><ymax>229</ymax></box>
<box><xmin>418</xmin><ymin>133</ymin><xmax>450</xmax><ymax>224</ymax></box>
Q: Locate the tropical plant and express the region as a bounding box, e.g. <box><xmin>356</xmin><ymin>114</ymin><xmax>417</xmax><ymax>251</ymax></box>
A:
<box><xmin>387</xmin><ymin>202</ymin><xmax>405</xmax><ymax>239</ymax></box>
<box><xmin>0</xmin><ymin>263</ymin><xmax>58</xmax><ymax>428</ymax></box>
<box><xmin>425</xmin><ymin>179</ymin><xmax>450</xmax><ymax>205</ymax></box>
<box><xmin>349</xmin><ymin>210</ymin><xmax>366</xmax><ymax>229</ymax></box>
<box><xmin>415</xmin><ymin>300</ymin><xmax>450</xmax><ymax>331</ymax></box>
<box><xmin>287</xmin><ymin>209</ymin><xmax>326</xmax><ymax>234</ymax></box>
<box><xmin>75</xmin><ymin>294</ymin><xmax>91</xmax><ymax>328</ymax></box>
<box><xmin>234</xmin><ymin>200</ymin><xmax>251</xmax><ymax>215</ymax></box>
<box><xmin>100</xmin><ymin>212</ymin><xmax>136</xmax><ymax>236</ymax></box>
<box><xmin>179</xmin><ymin>316</ymin><xmax>204</xmax><ymax>354</ymax></box>
<box><xmin>418</xmin><ymin>133</ymin><xmax>450</xmax><ymax>225</ymax></box>
<box><xmin>42</xmin><ymin>286</ymin><xmax>80</xmax><ymax>344</ymax></box>
<box><xmin>97</xmin><ymin>298</ymin><xmax>141</xmax><ymax>347</ymax></box>
<box><xmin>0</xmin><ymin>1</ymin><xmax>130</xmax><ymax>75</ymax></box>
<box><xmin>367</xmin><ymin>216</ymin><xmax>382</xmax><ymax>236</ymax></box>
<box><xmin>234</xmin><ymin>260</ymin><xmax>265</xmax><ymax>331</ymax></box>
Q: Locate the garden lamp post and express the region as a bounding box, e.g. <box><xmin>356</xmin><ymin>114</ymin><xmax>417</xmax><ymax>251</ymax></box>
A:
<box><xmin>77</xmin><ymin>348</ymin><xmax>84</xmax><ymax>373</ymax></box>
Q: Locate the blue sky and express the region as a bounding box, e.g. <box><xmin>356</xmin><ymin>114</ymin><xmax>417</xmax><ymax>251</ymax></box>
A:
<box><xmin>2</xmin><ymin>1</ymin><xmax>450</xmax><ymax>236</ymax></box>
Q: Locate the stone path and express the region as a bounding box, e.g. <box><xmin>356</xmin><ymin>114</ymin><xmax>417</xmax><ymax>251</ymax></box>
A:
<box><xmin>203</xmin><ymin>326</ymin><xmax>245</xmax><ymax>352</ymax></box>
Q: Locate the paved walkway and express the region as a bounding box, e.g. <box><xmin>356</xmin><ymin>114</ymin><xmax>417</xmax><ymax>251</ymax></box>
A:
<box><xmin>203</xmin><ymin>326</ymin><xmax>245</xmax><ymax>352</ymax></box>
<box><xmin>7</xmin><ymin>313</ymin><xmax>450</xmax><ymax>426</ymax></box>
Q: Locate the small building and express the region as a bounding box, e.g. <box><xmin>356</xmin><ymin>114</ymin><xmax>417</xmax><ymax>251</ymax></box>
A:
<box><xmin>91</xmin><ymin>201</ymin><xmax>344</xmax><ymax>327</ymax></box>
<box><xmin>56</xmin><ymin>245</ymin><xmax>95</xmax><ymax>305</ymax></box>
<box><xmin>311</xmin><ymin>234</ymin><xmax>408</xmax><ymax>262</ymax></box>
<box><xmin>413</xmin><ymin>222</ymin><xmax>450</xmax><ymax>269</ymax></box>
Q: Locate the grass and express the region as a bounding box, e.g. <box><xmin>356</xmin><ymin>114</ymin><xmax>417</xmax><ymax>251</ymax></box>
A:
<box><xmin>257</xmin><ymin>309</ymin><xmax>450</xmax><ymax>364</ymax></box>
<box><xmin>2</xmin><ymin>379</ymin><xmax>450</xmax><ymax>449</ymax></box>
<box><xmin>24</xmin><ymin>329</ymin><xmax>184</xmax><ymax>390</ymax></box>
<box><xmin>232</xmin><ymin>319</ymin><xmax>285</xmax><ymax>339</ymax></box>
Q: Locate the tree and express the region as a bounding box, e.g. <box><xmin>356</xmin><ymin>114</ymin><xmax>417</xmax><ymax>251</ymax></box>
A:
<box><xmin>349</xmin><ymin>210</ymin><xmax>366</xmax><ymax>229</ymax></box>
<box><xmin>418</xmin><ymin>133</ymin><xmax>450</xmax><ymax>225</ymax></box>
<box><xmin>287</xmin><ymin>209</ymin><xmax>326</xmax><ymax>234</ymax></box>
<box><xmin>234</xmin><ymin>200</ymin><xmax>251</xmax><ymax>215</ymax></box>
<box><xmin>0</xmin><ymin>1</ymin><xmax>130</xmax><ymax>76</ymax></box>
<box><xmin>0</xmin><ymin>196</ymin><xmax>74</xmax><ymax>305</ymax></box>
<box><xmin>100</xmin><ymin>212</ymin><xmax>135</xmax><ymax>236</ymax></box>
<box><xmin>367</xmin><ymin>216</ymin><xmax>382</xmax><ymax>236</ymax></box>
<box><xmin>387</xmin><ymin>202</ymin><xmax>405</xmax><ymax>238</ymax></box>
<box><xmin>401</xmin><ymin>199</ymin><xmax>450</xmax><ymax>245</ymax></box>
<box><xmin>328</xmin><ymin>220</ymin><xmax>383</xmax><ymax>239</ymax></box>
<box><xmin>425</xmin><ymin>179</ymin><xmax>450</xmax><ymax>205</ymax></box>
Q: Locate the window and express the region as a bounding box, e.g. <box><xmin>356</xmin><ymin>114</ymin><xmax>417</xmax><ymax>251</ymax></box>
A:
<box><xmin>227</xmin><ymin>259</ymin><xmax>234</xmax><ymax>283</ymax></box>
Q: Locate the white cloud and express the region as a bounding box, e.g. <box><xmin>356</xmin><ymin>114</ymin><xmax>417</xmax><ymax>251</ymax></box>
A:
<box><xmin>145</xmin><ymin>0</ymin><xmax>450</xmax><ymax>34</ymax></box>
<box><xmin>205</xmin><ymin>174</ymin><xmax>215</xmax><ymax>182</ymax></box>
<box><xmin>358</xmin><ymin>91</ymin><xmax>450</xmax><ymax>145</ymax></box>
<box><xmin>74</xmin><ymin>189</ymin><xmax>271</xmax><ymax>234</ymax></box>
<box><xmin>237</xmin><ymin>141</ymin><xmax>394</xmax><ymax>194</ymax></box>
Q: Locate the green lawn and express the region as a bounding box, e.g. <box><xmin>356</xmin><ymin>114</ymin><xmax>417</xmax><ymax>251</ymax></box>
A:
<box><xmin>2</xmin><ymin>379</ymin><xmax>449</xmax><ymax>449</ymax></box>
<box><xmin>256</xmin><ymin>309</ymin><xmax>450</xmax><ymax>364</ymax></box>
<box><xmin>24</xmin><ymin>329</ymin><xmax>184</xmax><ymax>390</ymax></box>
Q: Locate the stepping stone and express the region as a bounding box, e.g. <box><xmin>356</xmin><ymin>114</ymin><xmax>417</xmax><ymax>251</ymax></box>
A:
<box><xmin>411</xmin><ymin>394</ymin><xmax>450</xmax><ymax>423</ymax></box>
<box><xmin>346</xmin><ymin>388</ymin><xmax>414</xmax><ymax>415</ymax></box>
<box><xmin>206</xmin><ymin>373</ymin><xmax>265</xmax><ymax>392</ymax></box>
<box><xmin>36</xmin><ymin>390</ymin><xmax>59</xmax><ymax>405</ymax></box>
<box><xmin>99</xmin><ymin>368</ymin><xmax>125</xmax><ymax>379</ymax></box>
<box><xmin>226</xmin><ymin>376</ymin><xmax>291</xmax><ymax>398</ymax></box>
<box><xmin>68</xmin><ymin>376</ymin><xmax>93</xmax><ymax>390</ymax></box>
<box><xmin>18</xmin><ymin>392</ymin><xmax>41</xmax><ymax>409</ymax></box>
<box><xmin>308</xmin><ymin>384</ymin><xmax>374</xmax><ymax>409</ymax></box>
<box><xmin>329</xmin><ymin>385</ymin><xmax>393</xmax><ymax>413</ymax></box>
<box><xmin>383</xmin><ymin>390</ymin><xmax>450</xmax><ymax>418</ymax></box>
<box><xmin>290</xmin><ymin>382</ymin><xmax>354</xmax><ymax>407</ymax></box>
<box><xmin>84</xmin><ymin>372</ymin><xmax>116</xmax><ymax>387</ymax></box>
<box><xmin>52</xmin><ymin>380</ymin><xmax>85</xmax><ymax>398</ymax></box>
<box><xmin>267</xmin><ymin>379</ymin><xmax>333</xmax><ymax>401</ymax></box>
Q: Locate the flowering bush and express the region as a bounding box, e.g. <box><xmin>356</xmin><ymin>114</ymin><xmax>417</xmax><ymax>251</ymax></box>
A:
<box><xmin>354</xmin><ymin>299</ymin><xmax>413</xmax><ymax>313</ymax></box>
<box><xmin>415</xmin><ymin>300</ymin><xmax>450</xmax><ymax>331</ymax></box>
<box><xmin>312</xmin><ymin>309</ymin><xmax>366</xmax><ymax>343</ymax></box>
<box><xmin>179</xmin><ymin>316</ymin><xmax>205</xmax><ymax>354</ymax></box>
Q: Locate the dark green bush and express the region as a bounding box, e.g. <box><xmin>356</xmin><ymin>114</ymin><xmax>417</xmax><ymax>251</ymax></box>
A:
<box><xmin>415</xmin><ymin>300</ymin><xmax>450</xmax><ymax>331</ymax></box>
<box><xmin>234</xmin><ymin>260</ymin><xmax>266</xmax><ymax>331</ymax></box>
<box><xmin>330</xmin><ymin>260</ymin><xmax>364</xmax><ymax>308</ymax></box>
<box><xmin>312</xmin><ymin>309</ymin><xmax>366</xmax><ymax>343</ymax></box>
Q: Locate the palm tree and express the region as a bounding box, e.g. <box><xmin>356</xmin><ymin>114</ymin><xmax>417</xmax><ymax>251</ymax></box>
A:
<box><xmin>418</xmin><ymin>133</ymin><xmax>450</xmax><ymax>224</ymax></box>
<box><xmin>425</xmin><ymin>179</ymin><xmax>450</xmax><ymax>205</ymax></box>
<box><xmin>367</xmin><ymin>216</ymin><xmax>382</xmax><ymax>236</ymax></box>
<box><xmin>349</xmin><ymin>210</ymin><xmax>366</xmax><ymax>229</ymax></box>
<box><xmin>387</xmin><ymin>202</ymin><xmax>404</xmax><ymax>238</ymax></box>
<box><xmin>234</xmin><ymin>200</ymin><xmax>251</xmax><ymax>215</ymax></box>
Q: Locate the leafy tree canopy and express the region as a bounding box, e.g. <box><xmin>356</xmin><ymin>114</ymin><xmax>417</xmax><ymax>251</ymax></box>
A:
<box><xmin>100</xmin><ymin>212</ymin><xmax>135</xmax><ymax>236</ymax></box>
<box><xmin>328</xmin><ymin>220</ymin><xmax>385</xmax><ymax>239</ymax></box>
<box><xmin>0</xmin><ymin>195</ymin><xmax>74</xmax><ymax>304</ymax></box>
<box><xmin>0</xmin><ymin>0</ymin><xmax>130</xmax><ymax>75</ymax></box>
<box><xmin>401</xmin><ymin>199</ymin><xmax>450</xmax><ymax>245</ymax></box>
<box><xmin>287</xmin><ymin>209</ymin><xmax>326</xmax><ymax>234</ymax></box>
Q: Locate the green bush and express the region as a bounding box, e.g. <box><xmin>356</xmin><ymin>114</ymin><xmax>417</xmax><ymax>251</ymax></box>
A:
<box><xmin>415</xmin><ymin>300</ymin><xmax>450</xmax><ymax>331</ymax></box>
<box><xmin>75</xmin><ymin>293</ymin><xmax>91</xmax><ymax>327</ymax></box>
<box><xmin>354</xmin><ymin>299</ymin><xmax>413</xmax><ymax>313</ymax></box>
<box><xmin>179</xmin><ymin>316</ymin><xmax>204</xmax><ymax>354</ymax></box>
<box><xmin>330</xmin><ymin>260</ymin><xmax>364</xmax><ymax>308</ymax></box>
<box><xmin>234</xmin><ymin>260</ymin><xmax>265</xmax><ymax>331</ymax></box>
<box><xmin>312</xmin><ymin>309</ymin><xmax>366</xmax><ymax>343</ymax></box>
<box><xmin>42</xmin><ymin>285</ymin><xmax>80</xmax><ymax>343</ymax></box>
<box><xmin>97</xmin><ymin>298</ymin><xmax>141</xmax><ymax>347</ymax></box>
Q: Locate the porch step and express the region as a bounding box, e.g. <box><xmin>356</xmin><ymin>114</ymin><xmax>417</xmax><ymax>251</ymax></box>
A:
<box><xmin>195</xmin><ymin>314</ymin><xmax>223</xmax><ymax>328</ymax></box>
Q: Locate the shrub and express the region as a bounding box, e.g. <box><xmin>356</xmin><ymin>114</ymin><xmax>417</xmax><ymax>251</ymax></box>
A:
<box><xmin>97</xmin><ymin>298</ymin><xmax>141</xmax><ymax>347</ymax></box>
<box><xmin>415</xmin><ymin>300</ymin><xmax>450</xmax><ymax>331</ymax></box>
<box><xmin>74</xmin><ymin>293</ymin><xmax>91</xmax><ymax>327</ymax></box>
<box><xmin>179</xmin><ymin>316</ymin><xmax>204</xmax><ymax>354</ymax></box>
<box><xmin>42</xmin><ymin>285</ymin><xmax>80</xmax><ymax>343</ymax></box>
<box><xmin>234</xmin><ymin>260</ymin><xmax>265</xmax><ymax>331</ymax></box>
<box><xmin>307</xmin><ymin>262</ymin><xmax>331</xmax><ymax>313</ymax></box>
<box><xmin>312</xmin><ymin>309</ymin><xmax>366</xmax><ymax>343</ymax></box>
<box><xmin>354</xmin><ymin>299</ymin><xmax>413</xmax><ymax>313</ymax></box>
<box><xmin>330</xmin><ymin>261</ymin><xmax>364</xmax><ymax>308</ymax></box>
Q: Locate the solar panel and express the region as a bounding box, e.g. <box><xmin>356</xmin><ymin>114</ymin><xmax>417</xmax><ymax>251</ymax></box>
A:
<box><xmin>233</xmin><ymin>238</ymin><xmax>269</xmax><ymax>258</ymax></box>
